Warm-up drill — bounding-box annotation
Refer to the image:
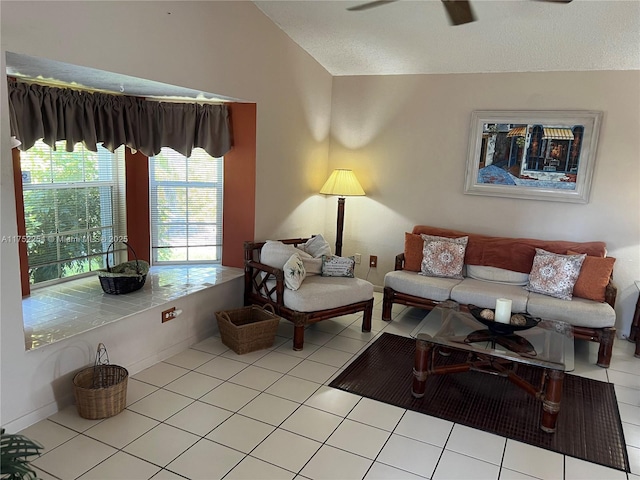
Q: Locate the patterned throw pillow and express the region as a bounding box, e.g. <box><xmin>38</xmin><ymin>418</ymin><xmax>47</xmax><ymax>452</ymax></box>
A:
<box><xmin>283</xmin><ymin>253</ymin><xmax>306</xmax><ymax>290</ymax></box>
<box><xmin>321</xmin><ymin>255</ymin><xmax>355</xmax><ymax>277</ymax></box>
<box><xmin>419</xmin><ymin>234</ymin><xmax>468</xmax><ymax>279</ymax></box>
<box><xmin>525</xmin><ymin>249</ymin><xmax>586</xmax><ymax>300</ymax></box>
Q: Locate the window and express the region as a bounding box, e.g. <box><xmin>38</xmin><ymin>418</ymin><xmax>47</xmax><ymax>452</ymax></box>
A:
<box><xmin>19</xmin><ymin>141</ymin><xmax>126</xmax><ymax>286</ymax></box>
<box><xmin>149</xmin><ymin>148</ymin><xmax>223</xmax><ymax>263</ymax></box>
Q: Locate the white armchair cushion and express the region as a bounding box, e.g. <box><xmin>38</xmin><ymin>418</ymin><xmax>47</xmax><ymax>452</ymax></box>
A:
<box><xmin>282</xmin><ymin>276</ymin><xmax>373</xmax><ymax>312</ymax></box>
<box><xmin>262</xmin><ymin>241</ymin><xmax>313</xmax><ymax>270</ymax></box>
<box><xmin>301</xmin><ymin>256</ymin><xmax>323</xmax><ymax>275</ymax></box>
<box><xmin>300</xmin><ymin>234</ymin><xmax>332</xmax><ymax>258</ymax></box>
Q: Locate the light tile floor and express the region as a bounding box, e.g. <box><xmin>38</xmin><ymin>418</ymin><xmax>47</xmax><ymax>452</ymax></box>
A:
<box><xmin>20</xmin><ymin>292</ymin><xmax>640</xmax><ymax>480</ymax></box>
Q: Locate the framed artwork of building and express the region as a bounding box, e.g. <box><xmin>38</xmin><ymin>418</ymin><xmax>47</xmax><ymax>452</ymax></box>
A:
<box><xmin>464</xmin><ymin>110</ymin><xmax>603</xmax><ymax>203</ymax></box>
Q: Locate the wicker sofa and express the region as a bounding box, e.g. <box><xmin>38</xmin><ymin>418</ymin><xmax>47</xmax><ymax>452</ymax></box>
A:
<box><xmin>244</xmin><ymin>237</ymin><xmax>374</xmax><ymax>350</ymax></box>
<box><xmin>383</xmin><ymin>226</ymin><xmax>618</xmax><ymax>367</ymax></box>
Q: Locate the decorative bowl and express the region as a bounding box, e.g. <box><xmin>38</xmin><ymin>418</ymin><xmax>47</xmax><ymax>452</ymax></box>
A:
<box><xmin>468</xmin><ymin>304</ymin><xmax>540</xmax><ymax>335</ymax></box>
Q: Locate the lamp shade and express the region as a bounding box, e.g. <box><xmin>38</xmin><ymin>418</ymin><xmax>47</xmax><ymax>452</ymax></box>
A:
<box><xmin>319</xmin><ymin>169</ymin><xmax>365</xmax><ymax>196</ymax></box>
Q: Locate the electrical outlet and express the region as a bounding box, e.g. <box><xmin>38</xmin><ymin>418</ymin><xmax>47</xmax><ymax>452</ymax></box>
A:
<box><xmin>354</xmin><ymin>253</ymin><xmax>362</xmax><ymax>264</ymax></box>
<box><xmin>369</xmin><ymin>255</ymin><xmax>377</xmax><ymax>268</ymax></box>
<box><xmin>162</xmin><ymin>307</ymin><xmax>176</xmax><ymax>323</ymax></box>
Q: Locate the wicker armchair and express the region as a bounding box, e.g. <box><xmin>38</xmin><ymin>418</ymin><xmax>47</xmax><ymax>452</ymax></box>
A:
<box><xmin>244</xmin><ymin>238</ymin><xmax>374</xmax><ymax>350</ymax></box>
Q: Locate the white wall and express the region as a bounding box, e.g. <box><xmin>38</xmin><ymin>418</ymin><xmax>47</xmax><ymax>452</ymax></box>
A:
<box><xmin>3</xmin><ymin>1</ymin><xmax>638</xmax><ymax>431</ymax></box>
<box><xmin>0</xmin><ymin>1</ymin><xmax>333</xmax><ymax>429</ymax></box>
<box><xmin>328</xmin><ymin>71</ymin><xmax>640</xmax><ymax>338</ymax></box>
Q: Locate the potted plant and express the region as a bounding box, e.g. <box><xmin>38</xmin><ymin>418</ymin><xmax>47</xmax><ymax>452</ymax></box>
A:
<box><xmin>1</xmin><ymin>428</ymin><xmax>43</xmax><ymax>479</ymax></box>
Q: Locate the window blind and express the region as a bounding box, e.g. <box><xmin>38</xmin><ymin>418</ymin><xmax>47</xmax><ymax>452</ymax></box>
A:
<box><xmin>149</xmin><ymin>148</ymin><xmax>223</xmax><ymax>263</ymax></box>
<box><xmin>20</xmin><ymin>140</ymin><xmax>126</xmax><ymax>285</ymax></box>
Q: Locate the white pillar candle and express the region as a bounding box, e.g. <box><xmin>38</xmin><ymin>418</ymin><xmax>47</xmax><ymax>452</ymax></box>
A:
<box><xmin>495</xmin><ymin>298</ymin><xmax>512</xmax><ymax>324</ymax></box>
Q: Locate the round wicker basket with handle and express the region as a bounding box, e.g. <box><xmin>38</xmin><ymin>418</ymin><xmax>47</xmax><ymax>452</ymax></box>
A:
<box><xmin>73</xmin><ymin>343</ymin><xmax>128</xmax><ymax>419</ymax></box>
<box><xmin>98</xmin><ymin>241</ymin><xmax>149</xmax><ymax>295</ymax></box>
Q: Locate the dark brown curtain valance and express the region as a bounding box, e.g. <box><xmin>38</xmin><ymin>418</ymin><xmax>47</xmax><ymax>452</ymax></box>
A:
<box><xmin>8</xmin><ymin>79</ymin><xmax>232</xmax><ymax>158</ymax></box>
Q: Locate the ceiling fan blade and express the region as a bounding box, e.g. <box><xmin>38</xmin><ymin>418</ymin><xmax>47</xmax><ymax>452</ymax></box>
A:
<box><xmin>347</xmin><ymin>0</ymin><xmax>399</xmax><ymax>12</ymax></box>
<box><xmin>441</xmin><ymin>0</ymin><xmax>476</xmax><ymax>26</ymax></box>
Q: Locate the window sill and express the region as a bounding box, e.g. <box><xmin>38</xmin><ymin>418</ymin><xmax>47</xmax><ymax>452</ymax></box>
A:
<box><xmin>23</xmin><ymin>265</ymin><xmax>244</xmax><ymax>351</ymax></box>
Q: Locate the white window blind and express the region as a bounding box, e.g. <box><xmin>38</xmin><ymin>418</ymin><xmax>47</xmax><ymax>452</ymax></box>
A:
<box><xmin>149</xmin><ymin>147</ymin><xmax>223</xmax><ymax>263</ymax></box>
<box><xmin>20</xmin><ymin>140</ymin><xmax>126</xmax><ymax>286</ymax></box>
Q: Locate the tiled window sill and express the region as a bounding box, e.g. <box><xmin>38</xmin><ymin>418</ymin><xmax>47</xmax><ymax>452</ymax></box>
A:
<box><xmin>23</xmin><ymin>265</ymin><xmax>244</xmax><ymax>350</ymax></box>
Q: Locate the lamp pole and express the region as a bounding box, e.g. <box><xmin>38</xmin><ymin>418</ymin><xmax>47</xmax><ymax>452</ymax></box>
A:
<box><xmin>319</xmin><ymin>169</ymin><xmax>365</xmax><ymax>258</ymax></box>
<box><xmin>335</xmin><ymin>197</ymin><xmax>345</xmax><ymax>256</ymax></box>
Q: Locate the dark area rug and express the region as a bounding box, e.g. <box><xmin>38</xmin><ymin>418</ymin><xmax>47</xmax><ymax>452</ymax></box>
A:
<box><xmin>329</xmin><ymin>332</ymin><xmax>630</xmax><ymax>472</ymax></box>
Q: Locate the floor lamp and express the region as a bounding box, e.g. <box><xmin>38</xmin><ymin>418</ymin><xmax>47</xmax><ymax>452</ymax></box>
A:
<box><xmin>319</xmin><ymin>169</ymin><xmax>365</xmax><ymax>257</ymax></box>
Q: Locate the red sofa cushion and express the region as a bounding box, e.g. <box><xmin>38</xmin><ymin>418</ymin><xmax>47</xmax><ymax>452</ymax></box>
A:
<box><xmin>409</xmin><ymin>226</ymin><xmax>607</xmax><ymax>274</ymax></box>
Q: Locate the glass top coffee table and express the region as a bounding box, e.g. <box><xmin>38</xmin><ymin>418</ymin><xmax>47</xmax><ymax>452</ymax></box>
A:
<box><xmin>410</xmin><ymin>302</ymin><xmax>574</xmax><ymax>433</ymax></box>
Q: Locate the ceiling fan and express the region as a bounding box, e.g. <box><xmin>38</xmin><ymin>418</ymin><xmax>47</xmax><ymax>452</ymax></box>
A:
<box><xmin>347</xmin><ymin>0</ymin><xmax>573</xmax><ymax>27</ymax></box>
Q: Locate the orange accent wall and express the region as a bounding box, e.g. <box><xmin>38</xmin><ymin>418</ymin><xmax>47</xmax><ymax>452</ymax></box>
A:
<box><xmin>12</xmin><ymin>148</ymin><xmax>30</xmax><ymax>297</ymax></box>
<box><xmin>125</xmin><ymin>150</ymin><xmax>151</xmax><ymax>263</ymax></box>
<box><xmin>223</xmin><ymin>103</ymin><xmax>256</xmax><ymax>268</ymax></box>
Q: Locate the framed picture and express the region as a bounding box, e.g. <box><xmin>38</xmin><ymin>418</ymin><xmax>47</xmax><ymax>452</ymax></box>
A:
<box><xmin>463</xmin><ymin>110</ymin><xmax>603</xmax><ymax>203</ymax></box>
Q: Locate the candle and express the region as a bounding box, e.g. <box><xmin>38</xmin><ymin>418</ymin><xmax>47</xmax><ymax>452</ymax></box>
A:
<box><xmin>495</xmin><ymin>298</ymin><xmax>512</xmax><ymax>324</ymax></box>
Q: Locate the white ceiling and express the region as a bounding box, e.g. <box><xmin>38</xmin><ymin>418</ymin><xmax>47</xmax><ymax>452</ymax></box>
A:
<box><xmin>255</xmin><ymin>0</ymin><xmax>640</xmax><ymax>76</ymax></box>
<box><xmin>5</xmin><ymin>1</ymin><xmax>639</xmax><ymax>97</ymax></box>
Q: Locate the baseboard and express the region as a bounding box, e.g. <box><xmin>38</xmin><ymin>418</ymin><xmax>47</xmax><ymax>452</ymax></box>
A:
<box><xmin>126</xmin><ymin>329</ymin><xmax>215</xmax><ymax>376</ymax></box>
<box><xmin>3</xmin><ymin>329</ymin><xmax>216</xmax><ymax>433</ymax></box>
<box><xmin>2</xmin><ymin>395</ymin><xmax>73</xmax><ymax>433</ymax></box>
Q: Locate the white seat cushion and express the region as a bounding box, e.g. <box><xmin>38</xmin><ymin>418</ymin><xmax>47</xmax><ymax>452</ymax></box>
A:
<box><xmin>526</xmin><ymin>292</ymin><xmax>615</xmax><ymax>328</ymax></box>
<box><xmin>450</xmin><ymin>278</ymin><xmax>529</xmax><ymax>312</ymax></box>
<box><xmin>268</xmin><ymin>276</ymin><xmax>373</xmax><ymax>312</ymax></box>
<box><xmin>384</xmin><ymin>270</ymin><xmax>462</xmax><ymax>302</ymax></box>
<box><xmin>466</xmin><ymin>265</ymin><xmax>529</xmax><ymax>285</ymax></box>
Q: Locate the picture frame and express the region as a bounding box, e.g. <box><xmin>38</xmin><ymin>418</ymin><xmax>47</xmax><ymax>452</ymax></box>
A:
<box><xmin>463</xmin><ymin>110</ymin><xmax>603</xmax><ymax>203</ymax></box>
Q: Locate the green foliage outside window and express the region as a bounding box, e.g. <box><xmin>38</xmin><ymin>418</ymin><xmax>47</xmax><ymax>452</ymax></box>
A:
<box><xmin>20</xmin><ymin>141</ymin><xmax>120</xmax><ymax>285</ymax></box>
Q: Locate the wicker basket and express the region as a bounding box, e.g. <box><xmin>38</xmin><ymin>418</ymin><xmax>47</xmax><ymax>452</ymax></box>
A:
<box><xmin>98</xmin><ymin>241</ymin><xmax>149</xmax><ymax>295</ymax></box>
<box><xmin>216</xmin><ymin>304</ymin><xmax>281</xmax><ymax>354</ymax></box>
<box><xmin>73</xmin><ymin>344</ymin><xmax>128</xmax><ymax>419</ymax></box>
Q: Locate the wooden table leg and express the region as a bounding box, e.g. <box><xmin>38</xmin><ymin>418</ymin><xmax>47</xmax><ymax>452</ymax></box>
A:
<box><xmin>541</xmin><ymin>369</ymin><xmax>564</xmax><ymax>433</ymax></box>
<box><xmin>412</xmin><ymin>336</ymin><xmax>432</xmax><ymax>398</ymax></box>
<box><xmin>630</xmin><ymin>286</ymin><xmax>640</xmax><ymax>358</ymax></box>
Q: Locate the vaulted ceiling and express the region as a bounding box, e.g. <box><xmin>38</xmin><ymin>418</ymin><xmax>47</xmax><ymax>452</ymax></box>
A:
<box><xmin>255</xmin><ymin>0</ymin><xmax>640</xmax><ymax>76</ymax></box>
<box><xmin>5</xmin><ymin>1</ymin><xmax>639</xmax><ymax>98</ymax></box>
